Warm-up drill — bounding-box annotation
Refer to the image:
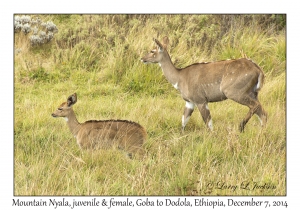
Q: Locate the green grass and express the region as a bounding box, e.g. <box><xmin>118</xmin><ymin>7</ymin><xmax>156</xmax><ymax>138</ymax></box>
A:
<box><xmin>14</xmin><ymin>14</ymin><xmax>286</xmax><ymax>196</ymax></box>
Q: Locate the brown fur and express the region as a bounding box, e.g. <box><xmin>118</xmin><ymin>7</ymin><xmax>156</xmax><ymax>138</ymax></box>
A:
<box><xmin>141</xmin><ymin>36</ymin><xmax>267</xmax><ymax>132</ymax></box>
<box><xmin>52</xmin><ymin>93</ymin><xmax>147</xmax><ymax>157</ymax></box>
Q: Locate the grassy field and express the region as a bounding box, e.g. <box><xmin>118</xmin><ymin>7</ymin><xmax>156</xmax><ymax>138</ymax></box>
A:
<box><xmin>14</xmin><ymin>14</ymin><xmax>286</xmax><ymax>195</ymax></box>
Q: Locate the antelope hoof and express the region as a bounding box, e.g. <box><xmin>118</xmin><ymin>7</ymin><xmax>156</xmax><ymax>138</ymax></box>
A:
<box><xmin>181</xmin><ymin>127</ymin><xmax>185</xmax><ymax>134</ymax></box>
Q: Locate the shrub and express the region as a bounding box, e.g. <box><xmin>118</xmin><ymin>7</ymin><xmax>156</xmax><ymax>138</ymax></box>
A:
<box><xmin>14</xmin><ymin>15</ymin><xmax>58</xmax><ymax>46</ymax></box>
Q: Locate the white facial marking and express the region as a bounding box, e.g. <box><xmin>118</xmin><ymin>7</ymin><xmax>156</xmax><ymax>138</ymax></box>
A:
<box><xmin>158</xmin><ymin>63</ymin><xmax>161</xmax><ymax>67</ymax></box>
<box><xmin>64</xmin><ymin>117</ymin><xmax>69</xmax><ymax>122</ymax></box>
<box><xmin>208</xmin><ymin>119</ymin><xmax>213</xmax><ymax>130</ymax></box>
<box><xmin>185</xmin><ymin>101</ymin><xmax>194</xmax><ymax>110</ymax></box>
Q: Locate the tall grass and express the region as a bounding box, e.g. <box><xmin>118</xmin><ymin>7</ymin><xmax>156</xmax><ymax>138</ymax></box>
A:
<box><xmin>14</xmin><ymin>14</ymin><xmax>286</xmax><ymax>195</ymax></box>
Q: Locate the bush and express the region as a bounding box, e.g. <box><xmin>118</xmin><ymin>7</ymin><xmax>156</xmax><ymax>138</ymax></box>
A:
<box><xmin>14</xmin><ymin>15</ymin><xmax>58</xmax><ymax>46</ymax></box>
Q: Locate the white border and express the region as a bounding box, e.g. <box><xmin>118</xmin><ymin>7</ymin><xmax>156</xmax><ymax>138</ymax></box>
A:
<box><xmin>3</xmin><ymin>0</ymin><xmax>299</xmax><ymax>209</ymax></box>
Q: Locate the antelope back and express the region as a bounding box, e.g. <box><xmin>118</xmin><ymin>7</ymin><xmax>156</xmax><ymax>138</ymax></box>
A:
<box><xmin>77</xmin><ymin>119</ymin><xmax>146</xmax><ymax>154</ymax></box>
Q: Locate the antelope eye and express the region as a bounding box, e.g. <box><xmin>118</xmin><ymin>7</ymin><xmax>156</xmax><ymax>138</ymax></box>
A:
<box><xmin>58</xmin><ymin>108</ymin><xmax>63</xmax><ymax>111</ymax></box>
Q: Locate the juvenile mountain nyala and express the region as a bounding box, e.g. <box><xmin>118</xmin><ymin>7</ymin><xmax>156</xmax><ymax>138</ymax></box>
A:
<box><xmin>52</xmin><ymin>93</ymin><xmax>147</xmax><ymax>157</ymax></box>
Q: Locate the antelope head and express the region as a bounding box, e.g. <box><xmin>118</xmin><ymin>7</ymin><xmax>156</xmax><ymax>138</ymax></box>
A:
<box><xmin>141</xmin><ymin>36</ymin><xmax>169</xmax><ymax>64</ymax></box>
<box><xmin>52</xmin><ymin>93</ymin><xmax>77</xmax><ymax>119</ymax></box>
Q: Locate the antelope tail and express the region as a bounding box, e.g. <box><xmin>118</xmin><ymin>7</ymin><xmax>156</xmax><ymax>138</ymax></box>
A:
<box><xmin>255</xmin><ymin>72</ymin><xmax>264</xmax><ymax>92</ymax></box>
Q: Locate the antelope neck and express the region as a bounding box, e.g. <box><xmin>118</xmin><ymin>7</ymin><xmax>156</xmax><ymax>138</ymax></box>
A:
<box><xmin>159</xmin><ymin>53</ymin><xmax>180</xmax><ymax>86</ymax></box>
<box><xmin>66</xmin><ymin>109</ymin><xmax>81</xmax><ymax>137</ymax></box>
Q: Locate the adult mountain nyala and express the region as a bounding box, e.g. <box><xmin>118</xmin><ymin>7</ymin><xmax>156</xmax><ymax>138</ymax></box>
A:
<box><xmin>141</xmin><ymin>36</ymin><xmax>267</xmax><ymax>132</ymax></box>
<box><xmin>52</xmin><ymin>93</ymin><xmax>146</xmax><ymax>157</ymax></box>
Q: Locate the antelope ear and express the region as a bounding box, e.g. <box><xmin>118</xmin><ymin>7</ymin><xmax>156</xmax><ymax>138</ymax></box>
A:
<box><xmin>67</xmin><ymin>93</ymin><xmax>77</xmax><ymax>107</ymax></box>
<box><xmin>162</xmin><ymin>36</ymin><xmax>169</xmax><ymax>48</ymax></box>
<box><xmin>154</xmin><ymin>38</ymin><xmax>164</xmax><ymax>52</ymax></box>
